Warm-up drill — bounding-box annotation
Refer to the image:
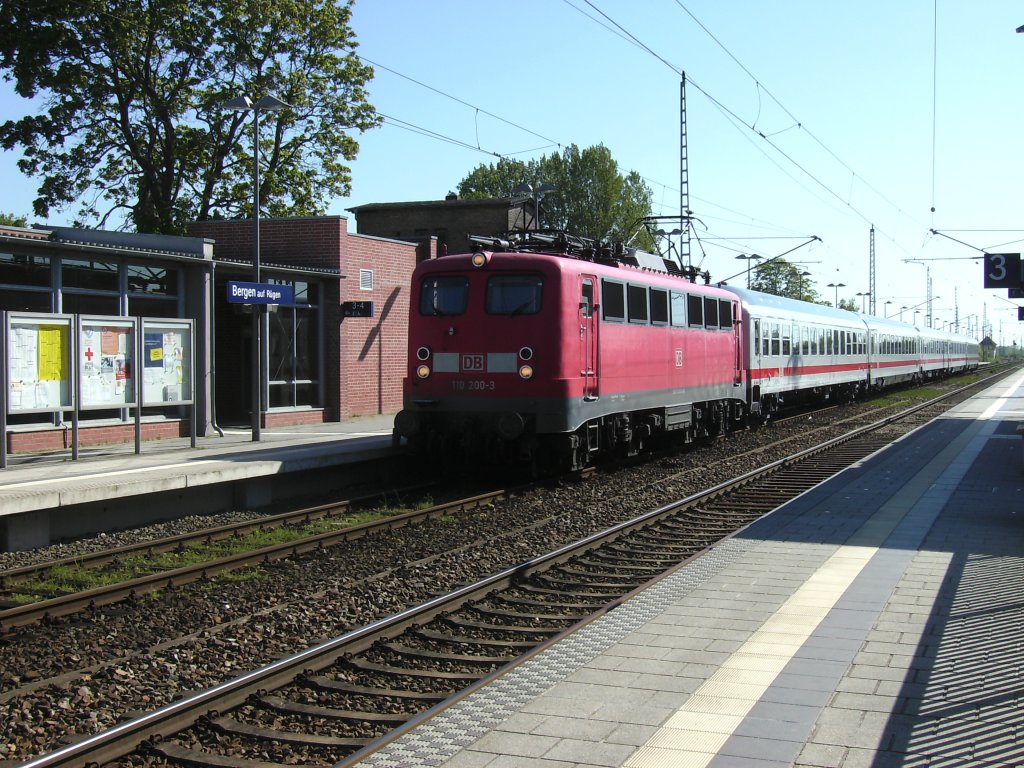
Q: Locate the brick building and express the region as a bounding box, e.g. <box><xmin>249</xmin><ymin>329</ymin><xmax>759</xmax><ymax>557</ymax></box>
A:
<box><xmin>347</xmin><ymin>195</ymin><xmax>536</xmax><ymax>255</ymax></box>
<box><xmin>189</xmin><ymin>216</ymin><xmax>420</xmax><ymax>426</ymax></box>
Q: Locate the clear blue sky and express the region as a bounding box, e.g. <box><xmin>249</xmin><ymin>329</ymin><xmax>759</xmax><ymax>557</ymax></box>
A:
<box><xmin>1</xmin><ymin>1</ymin><xmax>1022</xmax><ymax>342</ymax></box>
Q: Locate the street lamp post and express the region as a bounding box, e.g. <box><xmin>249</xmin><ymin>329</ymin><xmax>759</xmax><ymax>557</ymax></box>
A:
<box><xmin>884</xmin><ymin>300</ymin><xmax>893</xmax><ymax>317</ymax></box>
<box><xmin>736</xmin><ymin>254</ymin><xmax>762</xmax><ymax>288</ymax></box>
<box><xmin>827</xmin><ymin>282</ymin><xmax>846</xmax><ymax>308</ymax></box>
<box><xmin>798</xmin><ymin>271</ymin><xmax>811</xmax><ymax>301</ymax></box>
<box><xmin>225</xmin><ymin>94</ymin><xmax>292</xmax><ymax>442</ymax></box>
<box><xmin>856</xmin><ymin>291</ymin><xmax>871</xmax><ymax>313</ymax></box>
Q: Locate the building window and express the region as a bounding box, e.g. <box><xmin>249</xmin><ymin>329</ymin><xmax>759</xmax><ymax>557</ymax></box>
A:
<box><xmin>267</xmin><ymin>280</ymin><xmax>321</xmax><ymax>409</ymax></box>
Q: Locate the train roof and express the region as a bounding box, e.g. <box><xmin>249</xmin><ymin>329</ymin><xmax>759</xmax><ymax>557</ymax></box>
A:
<box><xmin>719</xmin><ymin>285</ymin><xmax>866</xmax><ymax>326</ymax></box>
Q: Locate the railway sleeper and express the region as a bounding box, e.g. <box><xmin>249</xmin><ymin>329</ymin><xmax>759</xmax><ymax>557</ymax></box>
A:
<box><xmin>257</xmin><ymin>695</ymin><xmax>411</xmax><ymax>723</ymax></box>
<box><xmin>204</xmin><ymin>713</ymin><xmax>367</xmax><ymax>746</ymax></box>
<box><xmin>302</xmin><ymin>675</ymin><xmax>447</xmax><ymax>702</ymax></box>
<box><xmin>467</xmin><ymin>603</ymin><xmax>583</xmax><ymax>623</ymax></box>
<box><xmin>151</xmin><ymin>741</ymin><xmax>317</xmax><ymax>768</ymax></box>
<box><xmin>342</xmin><ymin>655</ymin><xmax>483</xmax><ymax>680</ymax></box>
<box><xmin>493</xmin><ymin>593</ymin><xmax>608</xmax><ymax>611</ymax></box>
<box><xmin>504</xmin><ymin>584</ymin><xmax>624</xmax><ymax>600</ymax></box>
<box><xmin>380</xmin><ymin>640</ymin><xmax>511</xmax><ymax>666</ymax></box>
<box><xmin>413</xmin><ymin>626</ymin><xmax>537</xmax><ymax>650</ymax></box>
<box><xmin>440</xmin><ymin>612</ymin><xmax>562</xmax><ymax>636</ymax></box>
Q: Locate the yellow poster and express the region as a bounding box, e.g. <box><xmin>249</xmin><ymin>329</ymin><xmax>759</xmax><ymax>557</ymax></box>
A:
<box><xmin>37</xmin><ymin>325</ymin><xmax>68</xmax><ymax>381</ymax></box>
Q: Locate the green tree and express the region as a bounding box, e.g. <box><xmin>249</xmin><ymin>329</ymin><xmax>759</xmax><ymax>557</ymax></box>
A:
<box><xmin>0</xmin><ymin>0</ymin><xmax>380</xmax><ymax>234</ymax></box>
<box><xmin>0</xmin><ymin>211</ymin><xmax>28</xmax><ymax>227</ymax></box>
<box><xmin>750</xmin><ymin>258</ymin><xmax>822</xmax><ymax>303</ymax></box>
<box><xmin>457</xmin><ymin>144</ymin><xmax>655</xmax><ymax>251</ymax></box>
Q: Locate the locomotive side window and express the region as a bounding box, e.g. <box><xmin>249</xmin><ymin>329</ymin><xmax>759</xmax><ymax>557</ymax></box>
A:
<box><xmin>601</xmin><ymin>279</ymin><xmax>625</xmax><ymax>321</ymax></box>
<box><xmin>670</xmin><ymin>291</ymin><xmax>686</xmax><ymax>327</ymax></box>
<box><xmin>650</xmin><ymin>288</ymin><xmax>669</xmax><ymax>325</ymax></box>
<box><xmin>687</xmin><ymin>294</ymin><xmax>703</xmax><ymax>327</ymax></box>
<box><xmin>703</xmin><ymin>297</ymin><xmax>719</xmax><ymax>328</ymax></box>
<box><xmin>627</xmin><ymin>284</ymin><xmax>649</xmax><ymax>323</ymax></box>
<box><xmin>486</xmin><ymin>274</ymin><xmax>543</xmax><ymax>315</ymax></box>
<box><xmin>718</xmin><ymin>300</ymin><xmax>733</xmax><ymax>329</ymax></box>
<box><xmin>420</xmin><ymin>276</ymin><xmax>469</xmax><ymax>316</ymax></box>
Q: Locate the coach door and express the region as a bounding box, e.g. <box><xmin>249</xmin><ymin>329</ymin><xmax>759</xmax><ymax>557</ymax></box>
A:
<box><xmin>580</xmin><ymin>276</ymin><xmax>599</xmax><ymax>400</ymax></box>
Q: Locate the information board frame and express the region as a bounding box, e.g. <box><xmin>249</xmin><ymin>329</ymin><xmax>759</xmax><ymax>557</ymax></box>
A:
<box><xmin>6</xmin><ymin>311</ymin><xmax>76</xmax><ymax>414</ymax></box>
<box><xmin>140</xmin><ymin>318</ymin><xmax>194</xmax><ymax>406</ymax></box>
<box><xmin>78</xmin><ymin>315</ymin><xmax>137</xmax><ymax>410</ymax></box>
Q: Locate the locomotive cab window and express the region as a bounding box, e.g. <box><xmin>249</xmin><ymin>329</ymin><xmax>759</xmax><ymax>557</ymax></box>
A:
<box><xmin>486</xmin><ymin>274</ymin><xmax>543</xmax><ymax>315</ymax></box>
<box><xmin>420</xmin><ymin>276</ymin><xmax>469</xmax><ymax>316</ymax></box>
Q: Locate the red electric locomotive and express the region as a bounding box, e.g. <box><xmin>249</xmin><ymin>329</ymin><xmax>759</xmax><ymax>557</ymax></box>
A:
<box><xmin>393</xmin><ymin>234</ymin><xmax>747</xmax><ymax>470</ymax></box>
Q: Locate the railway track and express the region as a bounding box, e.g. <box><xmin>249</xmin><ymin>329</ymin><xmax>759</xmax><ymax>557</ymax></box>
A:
<box><xmin>16</xmin><ymin>368</ymin><xmax>1009</xmax><ymax>768</ymax></box>
<box><xmin>0</xmin><ymin>369</ymin><xmax>1003</xmax><ymax>634</ymax></box>
<box><xmin>0</xmin><ymin>485</ymin><xmax>500</xmax><ymax>632</ymax></box>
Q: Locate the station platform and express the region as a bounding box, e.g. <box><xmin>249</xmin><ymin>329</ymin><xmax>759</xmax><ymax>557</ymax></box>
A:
<box><xmin>0</xmin><ymin>414</ymin><xmax>398</xmax><ymax>551</ymax></box>
<box><xmin>354</xmin><ymin>372</ymin><xmax>1024</xmax><ymax>768</ymax></box>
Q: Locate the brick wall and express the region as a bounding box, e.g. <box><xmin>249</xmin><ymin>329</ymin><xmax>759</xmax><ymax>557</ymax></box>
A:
<box><xmin>7</xmin><ymin>420</ymin><xmax>190</xmax><ymax>453</ymax></box>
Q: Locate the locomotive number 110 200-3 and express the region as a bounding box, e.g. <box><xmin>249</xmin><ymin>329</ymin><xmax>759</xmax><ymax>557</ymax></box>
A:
<box><xmin>451</xmin><ymin>379</ymin><xmax>497</xmax><ymax>391</ymax></box>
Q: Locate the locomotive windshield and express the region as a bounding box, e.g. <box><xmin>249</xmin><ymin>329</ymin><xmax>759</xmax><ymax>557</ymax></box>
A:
<box><xmin>486</xmin><ymin>275</ymin><xmax>543</xmax><ymax>316</ymax></box>
<box><xmin>420</xmin><ymin>276</ymin><xmax>468</xmax><ymax>316</ymax></box>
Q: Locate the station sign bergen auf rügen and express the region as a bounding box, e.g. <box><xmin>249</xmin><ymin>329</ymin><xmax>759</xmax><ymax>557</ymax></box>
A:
<box><xmin>226</xmin><ymin>281</ymin><xmax>294</xmax><ymax>306</ymax></box>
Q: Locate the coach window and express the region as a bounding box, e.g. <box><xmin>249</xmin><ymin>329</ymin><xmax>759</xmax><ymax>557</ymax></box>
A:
<box><xmin>703</xmin><ymin>296</ymin><xmax>719</xmax><ymax>328</ymax></box>
<box><xmin>687</xmin><ymin>294</ymin><xmax>703</xmax><ymax>328</ymax></box>
<box><xmin>670</xmin><ymin>291</ymin><xmax>686</xmax><ymax>327</ymax></box>
<box><xmin>486</xmin><ymin>274</ymin><xmax>543</xmax><ymax>315</ymax></box>
<box><xmin>802</xmin><ymin>327</ymin><xmax>810</xmax><ymax>355</ymax></box>
<box><xmin>650</xmin><ymin>287</ymin><xmax>669</xmax><ymax>325</ymax></box>
<box><xmin>420</xmin><ymin>276</ymin><xmax>468</xmax><ymax>316</ymax></box>
<box><xmin>782</xmin><ymin>325</ymin><xmax>792</xmax><ymax>356</ymax></box>
<box><xmin>718</xmin><ymin>300</ymin><xmax>733</xmax><ymax>329</ymax></box>
<box><xmin>627</xmin><ymin>284</ymin><xmax>648</xmax><ymax>323</ymax></box>
<box><xmin>601</xmin><ymin>279</ymin><xmax>625</xmax><ymax>321</ymax></box>
<box><xmin>771</xmin><ymin>324</ymin><xmax>780</xmax><ymax>356</ymax></box>
<box><xmin>754</xmin><ymin>319</ymin><xmax>762</xmax><ymax>355</ymax></box>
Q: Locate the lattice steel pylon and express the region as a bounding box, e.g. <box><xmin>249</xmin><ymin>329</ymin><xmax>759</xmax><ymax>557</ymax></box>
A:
<box><xmin>680</xmin><ymin>72</ymin><xmax>691</xmax><ymax>268</ymax></box>
<box><xmin>869</xmin><ymin>226</ymin><xmax>876</xmax><ymax>315</ymax></box>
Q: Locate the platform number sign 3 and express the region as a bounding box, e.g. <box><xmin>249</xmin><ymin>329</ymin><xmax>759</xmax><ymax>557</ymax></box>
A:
<box><xmin>983</xmin><ymin>253</ymin><xmax>1023</xmax><ymax>289</ymax></box>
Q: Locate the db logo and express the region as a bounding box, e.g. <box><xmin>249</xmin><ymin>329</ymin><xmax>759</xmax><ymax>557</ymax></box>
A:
<box><xmin>462</xmin><ymin>354</ymin><xmax>484</xmax><ymax>371</ymax></box>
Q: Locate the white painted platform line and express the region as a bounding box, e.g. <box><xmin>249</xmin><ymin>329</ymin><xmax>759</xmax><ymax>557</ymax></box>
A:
<box><xmin>624</xmin><ymin>544</ymin><xmax>877</xmax><ymax>768</ymax></box>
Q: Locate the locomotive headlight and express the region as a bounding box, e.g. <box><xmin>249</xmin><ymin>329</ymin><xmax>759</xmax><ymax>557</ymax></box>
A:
<box><xmin>471</xmin><ymin>252</ymin><xmax>489</xmax><ymax>268</ymax></box>
<box><xmin>416</xmin><ymin>346</ymin><xmax>431</xmax><ymax>361</ymax></box>
<box><xmin>518</xmin><ymin>364</ymin><xmax>534</xmax><ymax>380</ymax></box>
<box><xmin>416</xmin><ymin>364</ymin><xmax>431</xmax><ymax>379</ymax></box>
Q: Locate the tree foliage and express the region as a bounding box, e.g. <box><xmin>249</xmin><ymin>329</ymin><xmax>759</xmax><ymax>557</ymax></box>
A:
<box><xmin>0</xmin><ymin>211</ymin><xmax>28</xmax><ymax>227</ymax></box>
<box><xmin>457</xmin><ymin>144</ymin><xmax>656</xmax><ymax>251</ymax></box>
<box><xmin>749</xmin><ymin>258</ymin><xmax>821</xmax><ymax>303</ymax></box>
<box><xmin>0</xmin><ymin>0</ymin><xmax>380</xmax><ymax>234</ymax></box>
